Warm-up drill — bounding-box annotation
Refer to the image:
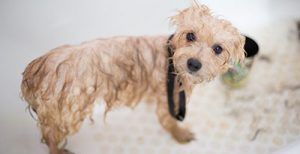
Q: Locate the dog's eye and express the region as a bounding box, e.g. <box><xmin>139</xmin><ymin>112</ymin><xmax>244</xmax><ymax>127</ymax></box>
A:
<box><xmin>186</xmin><ymin>32</ymin><xmax>196</xmax><ymax>42</ymax></box>
<box><xmin>212</xmin><ymin>44</ymin><xmax>223</xmax><ymax>54</ymax></box>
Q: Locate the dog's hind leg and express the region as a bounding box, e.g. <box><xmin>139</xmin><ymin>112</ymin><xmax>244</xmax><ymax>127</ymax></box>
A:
<box><xmin>41</xmin><ymin>125</ymin><xmax>75</xmax><ymax>154</ymax></box>
<box><xmin>156</xmin><ymin>100</ymin><xmax>195</xmax><ymax>143</ymax></box>
<box><xmin>42</xmin><ymin>126</ymin><xmax>63</xmax><ymax>154</ymax></box>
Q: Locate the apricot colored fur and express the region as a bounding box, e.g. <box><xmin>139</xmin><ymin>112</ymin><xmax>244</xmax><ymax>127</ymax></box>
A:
<box><xmin>21</xmin><ymin>4</ymin><xmax>244</xmax><ymax>154</ymax></box>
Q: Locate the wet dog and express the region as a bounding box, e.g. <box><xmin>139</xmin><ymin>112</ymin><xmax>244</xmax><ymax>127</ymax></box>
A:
<box><xmin>21</xmin><ymin>3</ymin><xmax>245</xmax><ymax>154</ymax></box>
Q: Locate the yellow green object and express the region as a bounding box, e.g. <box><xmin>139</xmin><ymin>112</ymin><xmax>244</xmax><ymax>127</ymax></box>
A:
<box><xmin>221</xmin><ymin>63</ymin><xmax>249</xmax><ymax>88</ymax></box>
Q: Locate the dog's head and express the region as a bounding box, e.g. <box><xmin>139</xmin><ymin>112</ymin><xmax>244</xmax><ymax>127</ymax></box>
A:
<box><xmin>169</xmin><ymin>4</ymin><xmax>245</xmax><ymax>84</ymax></box>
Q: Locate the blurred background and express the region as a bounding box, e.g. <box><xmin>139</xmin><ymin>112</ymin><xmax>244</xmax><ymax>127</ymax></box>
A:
<box><xmin>0</xmin><ymin>0</ymin><xmax>299</xmax><ymax>153</ymax></box>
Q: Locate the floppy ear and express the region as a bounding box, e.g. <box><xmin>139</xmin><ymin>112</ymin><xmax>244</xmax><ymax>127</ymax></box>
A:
<box><xmin>170</xmin><ymin>4</ymin><xmax>210</xmax><ymax>28</ymax></box>
<box><xmin>231</xmin><ymin>35</ymin><xmax>246</xmax><ymax>64</ymax></box>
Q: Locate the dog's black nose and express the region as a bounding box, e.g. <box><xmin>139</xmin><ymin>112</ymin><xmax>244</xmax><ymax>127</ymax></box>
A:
<box><xmin>187</xmin><ymin>58</ymin><xmax>202</xmax><ymax>72</ymax></box>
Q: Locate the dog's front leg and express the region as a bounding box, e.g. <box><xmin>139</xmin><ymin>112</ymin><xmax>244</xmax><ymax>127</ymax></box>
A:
<box><xmin>156</xmin><ymin>101</ymin><xmax>195</xmax><ymax>143</ymax></box>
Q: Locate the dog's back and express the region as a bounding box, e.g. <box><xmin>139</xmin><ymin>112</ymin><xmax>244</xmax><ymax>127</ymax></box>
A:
<box><xmin>21</xmin><ymin>36</ymin><xmax>168</xmax><ymax>145</ymax></box>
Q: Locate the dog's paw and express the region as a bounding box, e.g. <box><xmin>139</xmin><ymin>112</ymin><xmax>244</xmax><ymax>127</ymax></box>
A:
<box><xmin>171</xmin><ymin>127</ymin><xmax>195</xmax><ymax>143</ymax></box>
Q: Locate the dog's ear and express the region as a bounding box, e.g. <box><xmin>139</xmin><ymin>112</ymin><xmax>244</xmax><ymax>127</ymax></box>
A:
<box><xmin>230</xmin><ymin>35</ymin><xmax>246</xmax><ymax>64</ymax></box>
<box><xmin>230</xmin><ymin>35</ymin><xmax>259</xmax><ymax>64</ymax></box>
<box><xmin>170</xmin><ymin>4</ymin><xmax>210</xmax><ymax>28</ymax></box>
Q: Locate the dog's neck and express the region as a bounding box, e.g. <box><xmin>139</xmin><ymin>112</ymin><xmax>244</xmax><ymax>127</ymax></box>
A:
<box><xmin>166</xmin><ymin>34</ymin><xmax>186</xmax><ymax>121</ymax></box>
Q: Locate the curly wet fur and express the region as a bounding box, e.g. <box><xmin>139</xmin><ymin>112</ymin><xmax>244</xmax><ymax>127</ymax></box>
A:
<box><xmin>21</xmin><ymin>3</ymin><xmax>245</xmax><ymax>154</ymax></box>
<box><xmin>21</xmin><ymin>36</ymin><xmax>169</xmax><ymax>143</ymax></box>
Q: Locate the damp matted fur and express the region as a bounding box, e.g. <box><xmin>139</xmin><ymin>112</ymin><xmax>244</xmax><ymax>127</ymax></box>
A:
<box><xmin>21</xmin><ymin>3</ymin><xmax>245</xmax><ymax>154</ymax></box>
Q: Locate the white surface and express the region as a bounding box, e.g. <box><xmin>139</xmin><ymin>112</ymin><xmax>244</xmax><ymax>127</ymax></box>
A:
<box><xmin>0</xmin><ymin>0</ymin><xmax>300</xmax><ymax>154</ymax></box>
<box><xmin>275</xmin><ymin>140</ymin><xmax>300</xmax><ymax>154</ymax></box>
